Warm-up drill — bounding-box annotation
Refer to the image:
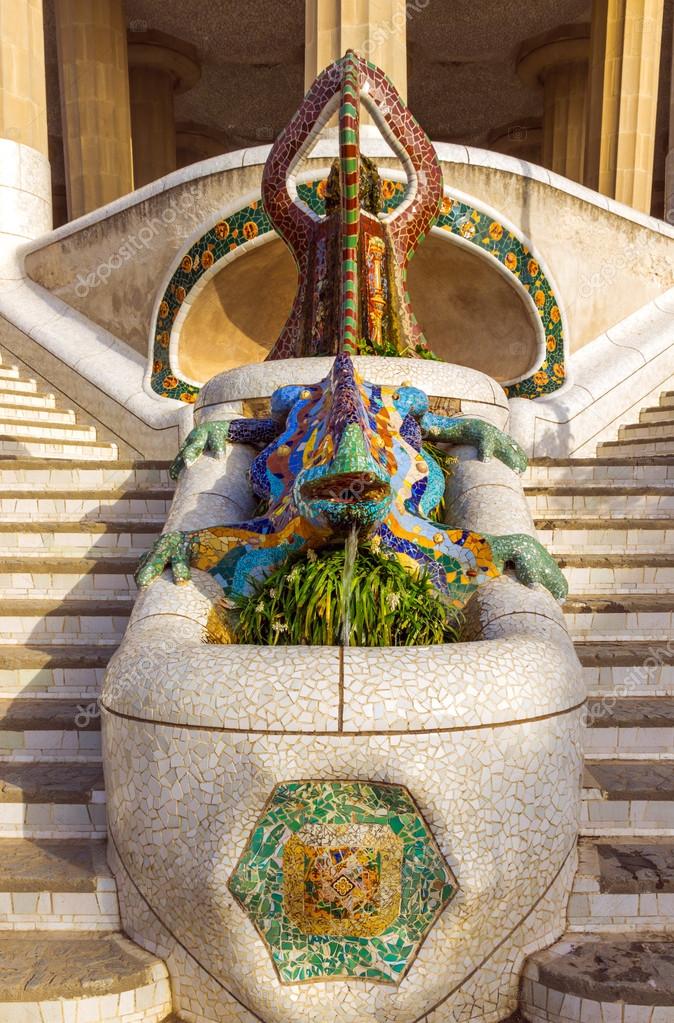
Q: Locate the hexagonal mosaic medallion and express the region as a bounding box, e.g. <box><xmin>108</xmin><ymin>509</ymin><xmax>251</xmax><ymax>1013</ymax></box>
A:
<box><xmin>228</xmin><ymin>780</ymin><xmax>457</xmax><ymax>984</ymax></box>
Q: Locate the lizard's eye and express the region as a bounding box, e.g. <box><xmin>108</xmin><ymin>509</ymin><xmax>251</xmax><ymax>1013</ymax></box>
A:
<box><xmin>392</xmin><ymin>392</ymin><xmax>400</xmax><ymax>400</ymax></box>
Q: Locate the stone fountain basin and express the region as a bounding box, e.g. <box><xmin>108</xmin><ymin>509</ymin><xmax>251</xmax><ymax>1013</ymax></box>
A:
<box><xmin>102</xmin><ymin>579</ymin><xmax>582</xmax><ymax>1023</ymax></box>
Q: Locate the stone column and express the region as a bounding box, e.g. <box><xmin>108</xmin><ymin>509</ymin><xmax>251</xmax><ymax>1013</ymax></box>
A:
<box><xmin>305</xmin><ymin>0</ymin><xmax>407</xmax><ymax>99</ymax></box>
<box><xmin>54</xmin><ymin>0</ymin><xmax>134</xmax><ymax>220</ymax></box>
<box><xmin>517</xmin><ymin>25</ymin><xmax>590</xmax><ymax>183</ymax></box>
<box><xmin>0</xmin><ymin>0</ymin><xmax>52</xmax><ymax>251</ymax></box>
<box><xmin>665</xmin><ymin>19</ymin><xmax>674</xmax><ymax>222</ymax></box>
<box><xmin>585</xmin><ymin>0</ymin><xmax>664</xmax><ymax>214</ymax></box>
<box><xmin>127</xmin><ymin>30</ymin><xmax>201</xmax><ymax>188</ymax></box>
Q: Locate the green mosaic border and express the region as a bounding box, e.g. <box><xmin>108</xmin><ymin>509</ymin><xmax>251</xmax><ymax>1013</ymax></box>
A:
<box><xmin>151</xmin><ymin>181</ymin><xmax>565</xmax><ymax>401</ymax></box>
<box><xmin>228</xmin><ymin>780</ymin><xmax>456</xmax><ymax>985</ymax></box>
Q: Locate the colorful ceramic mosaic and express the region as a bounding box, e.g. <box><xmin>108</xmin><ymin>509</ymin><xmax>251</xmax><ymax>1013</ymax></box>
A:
<box><xmin>150</xmin><ymin>199</ymin><xmax>273</xmax><ymax>403</ymax></box>
<box><xmin>150</xmin><ymin>49</ymin><xmax>565</xmax><ymax>402</ymax></box>
<box><xmin>137</xmin><ymin>354</ymin><xmax>568</xmax><ymax>607</ymax></box>
<box><xmin>261</xmin><ymin>50</ymin><xmax>441</xmax><ymax>361</ymax></box>
<box><xmin>228</xmin><ymin>780</ymin><xmax>457</xmax><ymax>984</ymax></box>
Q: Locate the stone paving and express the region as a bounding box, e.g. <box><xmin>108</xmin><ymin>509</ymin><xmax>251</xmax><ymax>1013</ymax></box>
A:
<box><xmin>0</xmin><ymin>763</ymin><xmax>104</xmax><ymax>803</ymax></box>
<box><xmin>534</xmin><ymin>939</ymin><xmax>674</xmax><ymax>1005</ymax></box>
<box><xmin>0</xmin><ymin>932</ymin><xmax>164</xmax><ymax>1000</ymax></box>
<box><xmin>596</xmin><ymin>841</ymin><xmax>674</xmax><ymax>893</ymax></box>
<box><xmin>585</xmin><ymin>760</ymin><xmax>674</xmax><ymax>800</ymax></box>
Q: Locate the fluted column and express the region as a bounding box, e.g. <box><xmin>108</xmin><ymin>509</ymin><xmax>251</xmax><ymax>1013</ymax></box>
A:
<box><xmin>127</xmin><ymin>30</ymin><xmax>200</xmax><ymax>188</ymax></box>
<box><xmin>54</xmin><ymin>0</ymin><xmax>134</xmax><ymax>220</ymax></box>
<box><xmin>517</xmin><ymin>25</ymin><xmax>590</xmax><ymax>183</ymax></box>
<box><xmin>0</xmin><ymin>0</ymin><xmax>51</xmax><ymax>248</ymax></box>
<box><xmin>305</xmin><ymin>0</ymin><xmax>407</xmax><ymax>99</ymax></box>
<box><xmin>665</xmin><ymin>17</ymin><xmax>674</xmax><ymax>222</ymax></box>
<box><xmin>585</xmin><ymin>0</ymin><xmax>664</xmax><ymax>213</ymax></box>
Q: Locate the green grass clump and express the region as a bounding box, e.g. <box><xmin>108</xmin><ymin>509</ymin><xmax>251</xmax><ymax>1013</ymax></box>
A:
<box><xmin>234</xmin><ymin>543</ymin><xmax>463</xmax><ymax>647</ymax></box>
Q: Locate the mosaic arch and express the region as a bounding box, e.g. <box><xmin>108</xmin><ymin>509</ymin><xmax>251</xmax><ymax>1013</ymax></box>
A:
<box><xmin>228</xmin><ymin>780</ymin><xmax>457</xmax><ymax>984</ymax></box>
<box><xmin>149</xmin><ymin>179</ymin><xmax>566</xmax><ymax>403</ymax></box>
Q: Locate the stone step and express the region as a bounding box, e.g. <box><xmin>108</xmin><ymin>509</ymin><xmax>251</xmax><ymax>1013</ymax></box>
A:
<box><xmin>577</xmin><ymin>642</ymin><xmax>674</xmax><ymax>697</ymax></box>
<box><xmin>0</xmin><ymin>366</ymin><xmax>20</xmax><ymax>380</ymax></box>
<box><xmin>0</xmin><ymin>458</ymin><xmax>173</xmax><ymax>491</ymax></box>
<box><xmin>565</xmin><ymin>594</ymin><xmax>674</xmax><ymax>643</ymax></box>
<box><xmin>0</xmin><ymin>520</ymin><xmax>161</xmax><ymax>558</ymax></box>
<box><xmin>0</xmin><ymin>378</ymin><xmax>39</xmax><ymax>395</ymax></box>
<box><xmin>582</xmin><ymin>760</ymin><xmax>674</xmax><ymax>835</ymax></box>
<box><xmin>524</xmin><ymin>456</ymin><xmax>674</xmax><ymax>487</ymax></box>
<box><xmin>0</xmin><ymin>390</ymin><xmax>56</xmax><ymax>409</ymax></box>
<box><xmin>0</xmin><ymin>435</ymin><xmax>118</xmax><ymax>461</ymax></box>
<box><xmin>0</xmin><ymin>645</ymin><xmax>111</xmax><ymax>699</ymax></box>
<box><xmin>584</xmin><ymin>697</ymin><xmax>674</xmax><ymax>759</ymax></box>
<box><xmin>0</xmin><ymin>762</ymin><xmax>105</xmax><ymax>838</ymax></box>
<box><xmin>0</xmin><ymin>839</ymin><xmax>118</xmax><ymax>930</ymax></box>
<box><xmin>0</xmin><ymin>418</ymin><xmax>96</xmax><ymax>443</ymax></box>
<box><xmin>537</xmin><ymin>518</ymin><xmax>674</xmax><ymax>554</ymax></box>
<box><xmin>521</xmin><ymin>935</ymin><xmax>674</xmax><ymax>1023</ymax></box>
<box><xmin>0</xmin><ymin>404</ymin><xmax>76</xmax><ymax>425</ymax></box>
<box><xmin>641</xmin><ymin>405</ymin><xmax>674</xmax><ymax>423</ymax></box>
<box><xmin>568</xmin><ymin>837</ymin><xmax>674</xmax><ymax>932</ymax></box>
<box><xmin>0</xmin><ymin>600</ymin><xmax>132</xmax><ymax>647</ymax></box>
<box><xmin>0</xmin><ymin>697</ymin><xmax>101</xmax><ymax>761</ymax></box>
<box><xmin>0</xmin><ymin>557</ymin><xmax>139</xmax><ymax>602</ymax></box>
<box><xmin>0</xmin><ymin>932</ymin><xmax>172</xmax><ymax>1022</ymax></box>
<box><xmin>526</xmin><ymin>487</ymin><xmax>674</xmax><ymax>519</ymax></box>
<box><xmin>597</xmin><ymin>437</ymin><xmax>674</xmax><ymax>457</ymax></box>
<box><xmin>619</xmin><ymin>422</ymin><xmax>674</xmax><ymax>442</ymax></box>
<box><xmin>0</xmin><ymin>490</ymin><xmax>172</xmax><ymax>523</ymax></box>
<box><xmin>558</xmin><ymin>555</ymin><xmax>674</xmax><ymax>595</ymax></box>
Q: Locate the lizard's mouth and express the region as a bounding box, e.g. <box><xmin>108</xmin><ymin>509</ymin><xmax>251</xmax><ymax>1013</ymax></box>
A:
<box><xmin>301</xmin><ymin>471</ymin><xmax>391</xmax><ymax>506</ymax></box>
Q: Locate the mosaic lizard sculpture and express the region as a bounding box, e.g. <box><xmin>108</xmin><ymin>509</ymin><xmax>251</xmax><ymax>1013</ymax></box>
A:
<box><xmin>137</xmin><ymin>354</ymin><xmax>567</xmax><ymax>606</ymax></box>
<box><xmin>137</xmin><ymin>53</ymin><xmax>567</xmax><ymax>611</ymax></box>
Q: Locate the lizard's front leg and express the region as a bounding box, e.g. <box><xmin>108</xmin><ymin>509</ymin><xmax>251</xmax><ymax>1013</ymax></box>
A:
<box><xmin>420</xmin><ymin>413</ymin><xmax>527</xmax><ymax>474</ymax></box>
<box><xmin>488</xmin><ymin>533</ymin><xmax>568</xmax><ymax>603</ymax></box>
<box><xmin>135</xmin><ymin>530</ymin><xmax>196</xmax><ymax>587</ymax></box>
<box><xmin>170</xmin><ymin>418</ymin><xmax>282</xmax><ymax>479</ymax></box>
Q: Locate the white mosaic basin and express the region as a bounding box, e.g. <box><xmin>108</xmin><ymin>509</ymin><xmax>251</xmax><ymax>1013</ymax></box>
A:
<box><xmin>102</xmin><ymin>361</ymin><xmax>583</xmax><ymax>1023</ymax></box>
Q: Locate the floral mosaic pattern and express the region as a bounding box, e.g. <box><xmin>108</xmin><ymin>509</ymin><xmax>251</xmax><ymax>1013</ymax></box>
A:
<box><xmin>151</xmin><ymin>202</ymin><xmax>271</xmax><ymax>403</ymax></box>
<box><xmin>228</xmin><ymin>780</ymin><xmax>457</xmax><ymax>984</ymax></box>
<box><xmin>151</xmin><ymin>182</ymin><xmax>564</xmax><ymax>402</ymax></box>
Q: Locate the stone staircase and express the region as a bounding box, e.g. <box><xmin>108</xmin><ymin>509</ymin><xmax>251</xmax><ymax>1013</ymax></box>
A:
<box><xmin>0</xmin><ymin>352</ymin><xmax>176</xmax><ymax>1021</ymax></box>
<box><xmin>4</xmin><ymin>340</ymin><xmax>674</xmax><ymax>1022</ymax></box>
<box><xmin>520</xmin><ymin>390</ymin><xmax>674</xmax><ymax>1023</ymax></box>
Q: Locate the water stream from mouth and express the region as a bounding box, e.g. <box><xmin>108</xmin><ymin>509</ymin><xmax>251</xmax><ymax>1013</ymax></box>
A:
<box><xmin>340</xmin><ymin>527</ymin><xmax>359</xmax><ymax>647</ymax></box>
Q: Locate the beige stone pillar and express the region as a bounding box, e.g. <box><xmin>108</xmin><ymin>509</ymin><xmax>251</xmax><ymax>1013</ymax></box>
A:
<box><xmin>517</xmin><ymin>25</ymin><xmax>590</xmax><ymax>183</ymax></box>
<box><xmin>305</xmin><ymin>0</ymin><xmax>407</xmax><ymax>99</ymax></box>
<box><xmin>54</xmin><ymin>0</ymin><xmax>134</xmax><ymax>220</ymax></box>
<box><xmin>585</xmin><ymin>0</ymin><xmax>664</xmax><ymax>213</ymax></box>
<box><xmin>127</xmin><ymin>31</ymin><xmax>201</xmax><ymax>188</ymax></box>
<box><xmin>665</xmin><ymin>17</ymin><xmax>674</xmax><ymax>222</ymax></box>
<box><xmin>0</xmin><ymin>0</ymin><xmax>52</xmax><ymax>249</ymax></box>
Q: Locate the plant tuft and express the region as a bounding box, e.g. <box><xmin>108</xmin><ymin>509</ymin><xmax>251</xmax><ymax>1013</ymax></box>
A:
<box><xmin>234</xmin><ymin>543</ymin><xmax>463</xmax><ymax>646</ymax></box>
